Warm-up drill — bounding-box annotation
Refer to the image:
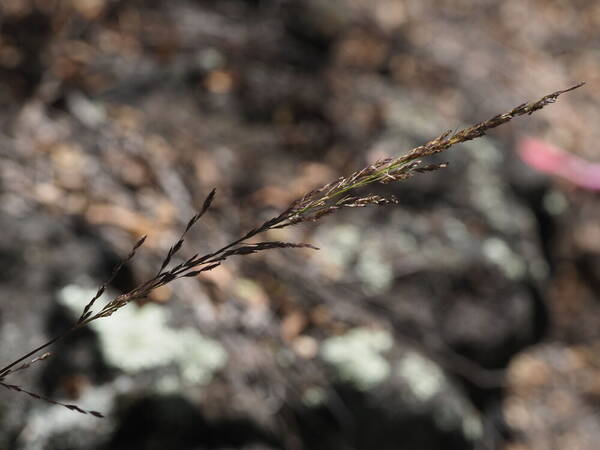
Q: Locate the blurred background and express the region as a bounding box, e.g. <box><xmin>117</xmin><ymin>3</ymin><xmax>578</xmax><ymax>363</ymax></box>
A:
<box><xmin>0</xmin><ymin>1</ymin><xmax>599</xmax><ymax>449</ymax></box>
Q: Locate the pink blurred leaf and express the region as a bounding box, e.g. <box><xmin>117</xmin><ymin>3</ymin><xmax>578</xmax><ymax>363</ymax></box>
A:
<box><xmin>517</xmin><ymin>137</ymin><xmax>600</xmax><ymax>191</ymax></box>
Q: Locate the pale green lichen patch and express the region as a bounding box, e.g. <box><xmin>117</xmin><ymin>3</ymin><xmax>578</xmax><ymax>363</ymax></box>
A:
<box><xmin>58</xmin><ymin>285</ymin><xmax>227</xmax><ymax>384</ymax></box>
<box><xmin>315</xmin><ymin>224</ymin><xmax>395</xmax><ymax>293</ymax></box>
<box><xmin>21</xmin><ymin>384</ymin><xmax>115</xmax><ymax>450</ymax></box>
<box><xmin>174</xmin><ymin>327</ymin><xmax>227</xmax><ymax>384</ymax></box>
<box><xmin>482</xmin><ymin>237</ymin><xmax>526</xmax><ymax>280</ymax></box>
<box><xmin>317</xmin><ymin>224</ymin><xmax>362</xmax><ymax>269</ymax></box>
<box><xmin>465</xmin><ymin>139</ymin><xmax>534</xmax><ymax>236</ymax></box>
<box><xmin>355</xmin><ymin>244</ymin><xmax>394</xmax><ymax>293</ymax></box>
<box><xmin>395</xmin><ymin>351</ymin><xmax>483</xmax><ymax>441</ymax></box>
<box><xmin>397</xmin><ymin>351</ymin><xmax>445</xmax><ymax>401</ymax></box>
<box><xmin>321</xmin><ymin>327</ymin><xmax>393</xmax><ymax>390</ymax></box>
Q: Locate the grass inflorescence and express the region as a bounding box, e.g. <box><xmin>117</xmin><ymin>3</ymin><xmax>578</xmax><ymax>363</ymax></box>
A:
<box><xmin>0</xmin><ymin>83</ymin><xmax>584</xmax><ymax>417</ymax></box>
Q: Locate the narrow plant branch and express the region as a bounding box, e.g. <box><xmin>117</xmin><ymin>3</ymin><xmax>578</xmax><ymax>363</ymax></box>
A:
<box><xmin>0</xmin><ymin>83</ymin><xmax>583</xmax><ymax>416</ymax></box>
<box><xmin>78</xmin><ymin>235</ymin><xmax>147</xmax><ymax>325</ymax></box>
<box><xmin>0</xmin><ymin>381</ymin><xmax>104</xmax><ymax>417</ymax></box>
<box><xmin>0</xmin><ymin>352</ymin><xmax>52</xmax><ymax>379</ymax></box>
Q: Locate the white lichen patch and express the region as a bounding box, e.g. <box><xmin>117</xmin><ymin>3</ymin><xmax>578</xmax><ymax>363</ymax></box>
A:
<box><xmin>397</xmin><ymin>351</ymin><xmax>445</xmax><ymax>401</ymax></box>
<box><xmin>482</xmin><ymin>237</ymin><xmax>526</xmax><ymax>280</ymax></box>
<box><xmin>465</xmin><ymin>139</ymin><xmax>534</xmax><ymax>236</ymax></box>
<box><xmin>355</xmin><ymin>244</ymin><xmax>394</xmax><ymax>293</ymax></box>
<box><xmin>174</xmin><ymin>327</ymin><xmax>228</xmax><ymax>384</ymax></box>
<box><xmin>315</xmin><ymin>224</ymin><xmax>395</xmax><ymax>293</ymax></box>
<box><xmin>19</xmin><ymin>384</ymin><xmax>115</xmax><ymax>450</ymax></box>
<box><xmin>316</xmin><ymin>224</ymin><xmax>362</xmax><ymax>269</ymax></box>
<box><xmin>468</xmin><ymin>165</ymin><xmax>513</xmax><ymax>232</ymax></box>
<box><xmin>321</xmin><ymin>327</ymin><xmax>393</xmax><ymax>390</ymax></box>
<box><xmin>58</xmin><ymin>285</ymin><xmax>227</xmax><ymax>384</ymax></box>
<box><xmin>396</xmin><ymin>351</ymin><xmax>483</xmax><ymax>441</ymax></box>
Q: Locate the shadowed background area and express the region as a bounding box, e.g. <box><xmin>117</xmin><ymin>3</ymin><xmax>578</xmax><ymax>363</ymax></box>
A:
<box><xmin>0</xmin><ymin>1</ymin><xmax>599</xmax><ymax>449</ymax></box>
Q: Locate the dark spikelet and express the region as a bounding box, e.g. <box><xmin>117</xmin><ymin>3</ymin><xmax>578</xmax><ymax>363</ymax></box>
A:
<box><xmin>311</xmin><ymin>208</ymin><xmax>337</xmax><ymax>221</ymax></box>
<box><xmin>182</xmin><ymin>270</ymin><xmax>203</xmax><ymax>278</ymax></box>
<box><xmin>180</xmin><ymin>262</ymin><xmax>222</xmax><ymax>278</ymax></box>
<box><xmin>238</xmin><ymin>241</ymin><xmax>319</xmax><ymax>252</ymax></box>
<box><xmin>185</xmin><ymin>252</ymin><xmax>200</xmax><ymax>264</ymax></box>
<box><xmin>182</xmin><ymin>269</ymin><xmax>202</xmax><ymax>277</ymax></box>
<box><xmin>78</xmin><ymin>234</ymin><xmax>147</xmax><ymax>324</ymax></box>
<box><xmin>0</xmin><ymin>352</ymin><xmax>52</xmax><ymax>380</ymax></box>
<box><xmin>206</xmin><ymin>241</ymin><xmax>318</xmax><ymax>261</ymax></box>
<box><xmin>133</xmin><ymin>235</ymin><xmax>147</xmax><ymax>250</ymax></box>
<box><xmin>158</xmin><ymin>239</ymin><xmax>184</xmax><ymax>274</ymax></box>
<box><xmin>200</xmin><ymin>262</ymin><xmax>221</xmax><ymax>272</ymax></box>
<box><xmin>159</xmin><ymin>189</ymin><xmax>217</xmax><ymax>275</ymax></box>
<box><xmin>171</xmin><ymin>240</ymin><xmax>184</xmax><ymax>256</ymax></box>
<box><xmin>413</xmin><ymin>162</ymin><xmax>449</xmax><ymax>173</ymax></box>
<box><xmin>202</xmin><ymin>188</ymin><xmax>217</xmax><ymax>210</ymax></box>
<box><xmin>186</xmin><ymin>188</ymin><xmax>216</xmax><ymax>232</ymax></box>
<box><xmin>0</xmin><ymin>381</ymin><xmax>104</xmax><ymax>417</ymax></box>
<box><xmin>160</xmin><ymin>273</ymin><xmax>177</xmax><ymax>283</ymax></box>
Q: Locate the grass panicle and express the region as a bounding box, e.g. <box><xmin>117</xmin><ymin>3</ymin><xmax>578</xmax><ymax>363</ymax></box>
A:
<box><xmin>0</xmin><ymin>83</ymin><xmax>583</xmax><ymax>416</ymax></box>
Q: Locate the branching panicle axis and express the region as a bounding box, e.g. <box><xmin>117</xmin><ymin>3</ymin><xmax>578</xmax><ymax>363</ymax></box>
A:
<box><xmin>0</xmin><ymin>83</ymin><xmax>584</xmax><ymax>416</ymax></box>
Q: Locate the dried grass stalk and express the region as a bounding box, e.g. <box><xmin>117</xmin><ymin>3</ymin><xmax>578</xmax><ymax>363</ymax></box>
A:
<box><xmin>0</xmin><ymin>83</ymin><xmax>583</xmax><ymax>416</ymax></box>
